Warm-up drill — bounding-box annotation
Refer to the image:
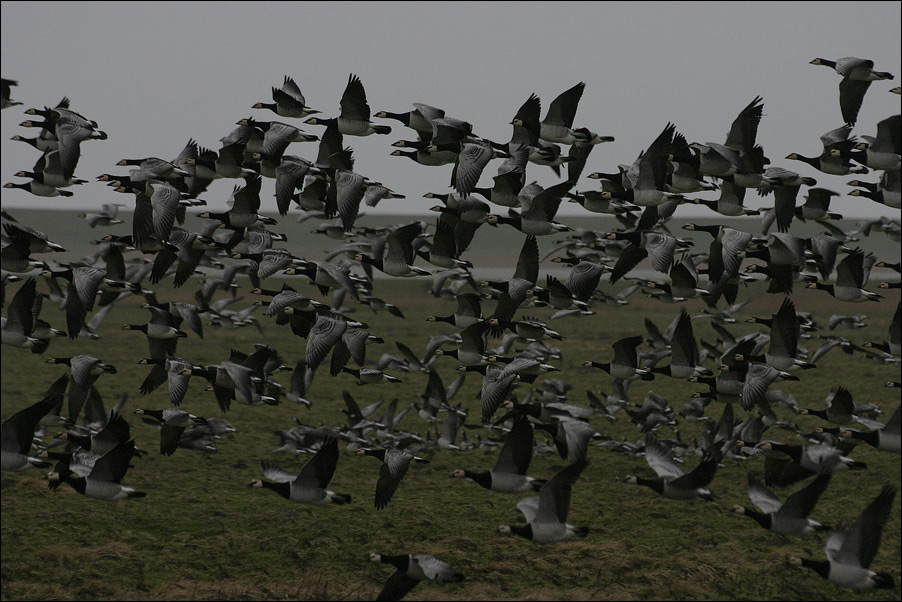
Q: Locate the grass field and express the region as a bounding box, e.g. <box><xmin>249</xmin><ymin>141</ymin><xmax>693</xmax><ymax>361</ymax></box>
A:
<box><xmin>1</xmin><ymin>208</ymin><xmax>901</xmax><ymax>601</ymax></box>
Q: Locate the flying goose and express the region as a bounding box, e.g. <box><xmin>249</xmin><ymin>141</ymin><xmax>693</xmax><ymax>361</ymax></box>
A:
<box><xmin>453</xmin><ymin>415</ymin><xmax>545</xmax><ymax>493</ymax></box>
<box><xmin>603</xmin><ymin>123</ymin><xmax>684</xmax><ymax>207</ymax></box>
<box><xmin>496</xmin><ymin>460</ymin><xmax>589</xmax><ymax>542</ymax></box>
<box><xmin>790</xmin><ymin>485</ymin><xmax>896</xmax><ymax>589</ymax></box>
<box><xmin>810</xmin><ymin>57</ymin><xmax>895</xmax><ymax>126</ymax></box>
<box><xmin>807</xmin><ymin>250</ymin><xmax>882</xmax><ymax>303</ymax></box>
<box><xmin>786</xmin><ymin>125</ymin><xmax>869</xmax><ymax>176</ymax></box>
<box><xmin>375</xmin><ymin>102</ymin><xmax>445</xmax><ymax>135</ymax></box>
<box><xmin>539</xmin><ymin>82</ymin><xmax>585</xmax><ymax>144</ymax></box>
<box><xmin>48</xmin><ymin>439</ymin><xmax>145</xmax><ymax>501</ymax></box>
<box><xmin>305</xmin><ymin>74</ymin><xmax>390</xmax><ymax>136</ymax></box>
<box><xmin>250</xmin><ymin>438</ymin><xmax>350</xmax><ymax>505</ymax></box>
<box><xmin>1</xmin><ymin>394</ymin><xmax>57</xmax><ymax>471</ymax></box>
<box><xmin>134</xmin><ymin>408</ymin><xmax>206</xmax><ymax>456</ymax></box>
<box><xmin>369</xmin><ymin>553</ymin><xmax>463</xmax><ymax>601</ymax></box>
<box><xmin>583</xmin><ymin>335</ymin><xmax>653</xmax><ymax>381</ymax></box>
<box><xmin>841</xmin><ymin>405</ymin><xmax>901</xmax><ymax>455</ymax></box>
<box><xmin>357</xmin><ymin>448</ymin><xmax>429</xmax><ymax>510</ymax></box>
<box><xmin>253</xmin><ymin>75</ymin><xmax>319</xmax><ymax>118</ymax></box>
<box><xmin>733</xmin><ymin>472</ymin><xmax>832</xmax><ymax>536</ymax></box>
<box><xmin>755</xmin><ymin>441</ymin><xmax>867</xmax><ymax>474</ymax></box>
<box><xmin>850</xmin><ymin>114</ymin><xmax>902</xmax><ymax>171</ymax></box>
<box><xmin>625</xmin><ymin>439</ymin><xmax>721</xmax><ymax>501</ymax></box>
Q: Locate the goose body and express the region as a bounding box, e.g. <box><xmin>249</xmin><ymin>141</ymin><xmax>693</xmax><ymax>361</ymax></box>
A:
<box><xmin>250</xmin><ymin>438</ymin><xmax>350</xmax><ymax>505</ymax></box>
<box><xmin>810</xmin><ymin>57</ymin><xmax>895</xmax><ymax>126</ymax></box>
<box><xmin>627</xmin><ymin>440</ymin><xmax>720</xmax><ymax>501</ymax></box>
<box><xmin>790</xmin><ymin>485</ymin><xmax>896</xmax><ymax>589</ymax></box>
<box><xmin>733</xmin><ymin>473</ymin><xmax>831</xmax><ymax>535</ymax></box>
<box><xmin>453</xmin><ymin>415</ymin><xmax>544</xmax><ymax>493</ymax></box>
<box><xmin>370</xmin><ymin>553</ymin><xmax>463</xmax><ymax>601</ymax></box>
<box><xmin>497</xmin><ymin>460</ymin><xmax>589</xmax><ymax>542</ymax></box>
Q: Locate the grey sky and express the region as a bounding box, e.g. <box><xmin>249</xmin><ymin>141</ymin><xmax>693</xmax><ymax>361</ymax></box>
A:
<box><xmin>1</xmin><ymin>1</ymin><xmax>900</xmax><ymax>219</ymax></box>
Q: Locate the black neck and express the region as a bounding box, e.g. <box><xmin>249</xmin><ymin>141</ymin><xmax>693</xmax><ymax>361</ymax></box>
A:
<box><xmin>465</xmin><ymin>470</ymin><xmax>493</xmax><ymax>490</ymax></box>
<box><xmin>262</xmin><ymin>480</ymin><xmax>291</xmax><ymax>500</ymax></box>
<box><xmin>799</xmin><ymin>557</ymin><xmax>830</xmax><ymax>580</ymax></box>
<box><xmin>509</xmin><ymin>524</ymin><xmax>533</xmax><ymax>540</ymax></box>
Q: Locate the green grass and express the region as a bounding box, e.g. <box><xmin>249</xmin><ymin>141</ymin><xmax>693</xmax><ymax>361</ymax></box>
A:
<box><xmin>2</xmin><ymin>277</ymin><xmax>900</xmax><ymax>601</ymax></box>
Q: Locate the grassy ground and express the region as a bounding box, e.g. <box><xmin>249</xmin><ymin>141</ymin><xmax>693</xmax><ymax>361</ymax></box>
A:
<box><xmin>1</xmin><ymin>276</ymin><xmax>900</xmax><ymax>601</ymax></box>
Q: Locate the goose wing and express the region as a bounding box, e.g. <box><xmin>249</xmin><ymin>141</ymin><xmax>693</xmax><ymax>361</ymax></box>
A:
<box><xmin>296</xmin><ymin>437</ymin><xmax>339</xmax><ymax>489</ymax></box>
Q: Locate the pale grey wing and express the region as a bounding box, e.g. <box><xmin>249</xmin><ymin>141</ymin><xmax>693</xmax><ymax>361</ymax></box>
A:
<box><xmin>74</xmin><ymin>267</ymin><xmax>106</xmax><ymax>313</ymax></box>
<box><xmin>173</xmin><ymin>303</ymin><xmax>203</xmax><ymax>338</ymax></box>
<box><xmin>150</xmin><ymin>181</ymin><xmax>180</xmax><ymax>242</ymax></box>
<box><xmin>342</xmin><ymin>329</ymin><xmax>370</xmax><ymax>366</ymax></box>
<box><xmin>802</xmin><ymin>444</ymin><xmax>841</xmax><ymax>466</ymax></box>
<box><xmin>645</xmin><ymin>440</ymin><xmax>685</xmax><ymax>480</ymax></box>
<box><xmin>820</xmin><ymin>125</ymin><xmax>853</xmax><ymax>148</ymax></box>
<box><xmin>263</xmin><ymin>122</ymin><xmax>298</xmax><ymax>157</ymax></box>
<box><xmin>560</xmin><ymin>420</ymin><xmax>595</xmax><ymax>464</ymax></box>
<box><xmin>280</xmin><ymin>76</ymin><xmax>306</xmax><ymax>105</ymax></box>
<box><xmin>375</xmin><ymin>451</ymin><xmax>413</xmax><ymax>509</ymax></box>
<box><xmin>481</xmin><ymin>367</ymin><xmax>518</xmax><ymax>422</ymax></box>
<box><xmin>69</xmin><ymin>355</ymin><xmax>100</xmax><ymax>389</ymax></box>
<box><xmin>269</xmin><ymin>290</ymin><xmax>303</xmax><ymax>316</ymax></box>
<box><xmin>222</xmin><ymin>361</ymin><xmax>255</xmax><ymax>404</ymax></box>
<box><xmin>453</xmin><ymin>142</ymin><xmax>493</xmax><ymax>195</ymax></box>
<box><xmin>706</xmin><ymin>142</ymin><xmax>742</xmax><ymax>168</ymax></box>
<box><xmin>516</xmin><ymin>495</ymin><xmax>542</xmax><ymax>524</ymax></box>
<box><xmin>336</xmin><ymin>171</ymin><xmax>366</xmax><ymax>232</ymax></box>
<box><xmin>321</xmin><ymin>262</ymin><xmax>359</xmax><ymax>300</ymax></box>
<box><xmin>834</xmin><ymin>57</ymin><xmax>872</xmax><ymax>77</ymax></box>
<box><xmin>644</xmin><ymin>233</ymin><xmax>677</xmax><ymax>274</ymax></box>
<box><xmin>440</xmin><ymin>411</ymin><xmax>462</xmax><ymax>442</ymax></box>
<box><xmin>54</xmin><ymin>122</ymin><xmax>88</xmax><ymax>177</ymax></box>
<box><xmin>854</xmin><ymin>416</ymin><xmax>886</xmax><ymax>431</ymax></box>
<box><xmin>716</xmin><ymin>181</ymin><xmax>748</xmax><ymax>214</ymax></box>
<box><xmin>275</xmin><ymin>158</ymin><xmax>310</xmax><ymax>214</ymax></box>
<box><xmin>412</xmin><ymin>555</ymin><xmax>456</xmax><ymax>581</ymax></box>
<box><xmin>566</xmin><ymin>261</ymin><xmax>604</xmax><ymax>303</ymax></box>
<box><xmin>517</xmin><ymin>181</ymin><xmax>541</xmax><ymax>216</ymax></box>
<box><xmin>257</xmin><ymin>252</ymin><xmax>292</xmax><ymax>280</ymax></box>
<box><xmin>413</xmin><ymin>103</ymin><xmax>445</xmax><ymax>127</ymax></box>
<box><xmin>167</xmin><ymin>359</ymin><xmax>192</xmax><ymax>406</ymax></box>
<box><xmin>499</xmin><ymin>357</ymin><xmax>536</xmax><ymax>378</ymax></box>
<box><xmin>306</xmin><ymin>315</ymin><xmax>347</xmax><ymax>370</ymax></box>
<box><xmin>720</xmin><ymin>227</ymin><xmax>752</xmax><ymax>275</ymax></box>
<box><xmin>741</xmin><ymin>363</ymin><xmax>779</xmax><ymax>411</ymax></box>
<box><xmin>824</xmin><ymin>528</ymin><xmax>849</xmax><ymax>564</ymax></box>
<box><xmin>261</xmin><ymin>461</ymin><xmax>298</xmax><ymax>483</ymax></box>
<box><xmin>747</xmin><ymin>473</ymin><xmax>783</xmax><ymax>514</ymax></box>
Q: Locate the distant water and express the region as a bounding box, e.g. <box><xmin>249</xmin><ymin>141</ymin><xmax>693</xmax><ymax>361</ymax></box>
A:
<box><xmin>6</xmin><ymin>208</ymin><xmax>899</xmax><ymax>282</ymax></box>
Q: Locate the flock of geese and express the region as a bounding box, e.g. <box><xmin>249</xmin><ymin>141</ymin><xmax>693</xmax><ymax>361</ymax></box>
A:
<box><xmin>1</xmin><ymin>55</ymin><xmax>901</xmax><ymax>600</ymax></box>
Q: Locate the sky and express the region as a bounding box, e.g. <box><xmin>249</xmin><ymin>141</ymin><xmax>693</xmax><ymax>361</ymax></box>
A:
<box><xmin>1</xmin><ymin>1</ymin><xmax>900</xmax><ymax>220</ymax></box>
